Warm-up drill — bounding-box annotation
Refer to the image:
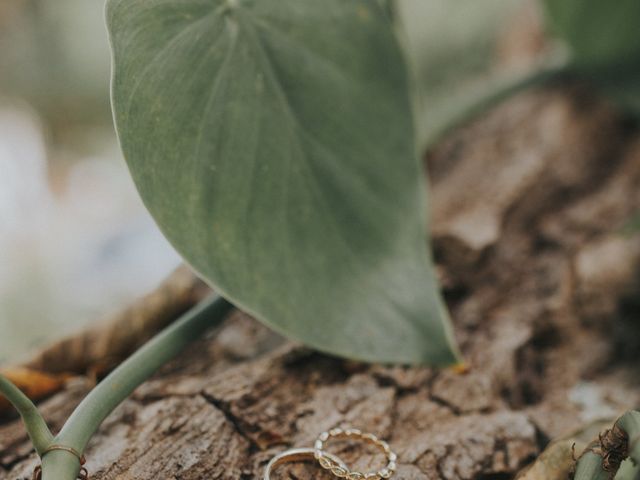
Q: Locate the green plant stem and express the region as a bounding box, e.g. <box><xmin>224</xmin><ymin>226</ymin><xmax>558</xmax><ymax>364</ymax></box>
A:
<box><xmin>617</xmin><ymin>410</ymin><xmax>640</xmax><ymax>464</ymax></box>
<box><xmin>40</xmin><ymin>293</ymin><xmax>233</xmax><ymax>480</ymax></box>
<box><xmin>0</xmin><ymin>374</ymin><xmax>54</xmax><ymax>455</ymax></box>
<box><xmin>573</xmin><ymin>451</ymin><xmax>610</xmax><ymax>480</ymax></box>
<box><xmin>615</xmin><ymin>459</ymin><xmax>640</xmax><ymax>480</ymax></box>
<box><xmin>573</xmin><ymin>410</ymin><xmax>640</xmax><ymax>480</ymax></box>
<box><xmin>421</xmin><ymin>61</ymin><xmax>570</xmax><ymax>149</ymax></box>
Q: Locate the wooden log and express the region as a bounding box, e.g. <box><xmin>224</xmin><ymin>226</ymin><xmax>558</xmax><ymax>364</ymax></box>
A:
<box><xmin>2</xmin><ymin>84</ymin><xmax>640</xmax><ymax>480</ymax></box>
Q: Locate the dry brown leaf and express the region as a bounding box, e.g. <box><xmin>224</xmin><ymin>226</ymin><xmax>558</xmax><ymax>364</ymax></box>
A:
<box><xmin>0</xmin><ymin>367</ymin><xmax>69</xmax><ymax>413</ymax></box>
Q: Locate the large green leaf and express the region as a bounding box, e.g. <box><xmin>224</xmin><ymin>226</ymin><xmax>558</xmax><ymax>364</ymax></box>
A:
<box><xmin>542</xmin><ymin>0</ymin><xmax>640</xmax><ymax>115</ymax></box>
<box><xmin>106</xmin><ymin>0</ymin><xmax>459</xmax><ymax>365</ymax></box>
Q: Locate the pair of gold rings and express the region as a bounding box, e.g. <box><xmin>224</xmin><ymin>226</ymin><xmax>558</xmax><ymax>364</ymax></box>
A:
<box><xmin>264</xmin><ymin>428</ymin><xmax>397</xmax><ymax>480</ymax></box>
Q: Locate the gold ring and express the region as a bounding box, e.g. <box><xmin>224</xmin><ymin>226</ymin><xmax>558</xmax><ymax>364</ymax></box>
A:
<box><xmin>42</xmin><ymin>445</ymin><xmax>86</xmax><ymax>465</ymax></box>
<box><xmin>33</xmin><ymin>446</ymin><xmax>89</xmax><ymax>480</ymax></box>
<box><xmin>263</xmin><ymin>447</ymin><xmax>347</xmax><ymax>480</ymax></box>
<box><xmin>314</xmin><ymin>428</ymin><xmax>397</xmax><ymax>480</ymax></box>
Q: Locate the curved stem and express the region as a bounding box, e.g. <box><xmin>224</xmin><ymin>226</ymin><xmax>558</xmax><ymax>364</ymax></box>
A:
<box><xmin>38</xmin><ymin>294</ymin><xmax>232</xmax><ymax>480</ymax></box>
<box><xmin>58</xmin><ymin>294</ymin><xmax>232</xmax><ymax>452</ymax></box>
<box><xmin>0</xmin><ymin>373</ymin><xmax>53</xmax><ymax>455</ymax></box>
<box><xmin>421</xmin><ymin>59</ymin><xmax>571</xmax><ymax>149</ymax></box>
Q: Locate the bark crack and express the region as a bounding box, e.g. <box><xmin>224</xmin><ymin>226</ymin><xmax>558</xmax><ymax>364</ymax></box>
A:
<box><xmin>200</xmin><ymin>391</ymin><xmax>263</xmax><ymax>450</ymax></box>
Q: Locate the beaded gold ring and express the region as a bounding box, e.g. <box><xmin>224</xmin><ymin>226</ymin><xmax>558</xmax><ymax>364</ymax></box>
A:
<box><xmin>313</xmin><ymin>428</ymin><xmax>397</xmax><ymax>480</ymax></box>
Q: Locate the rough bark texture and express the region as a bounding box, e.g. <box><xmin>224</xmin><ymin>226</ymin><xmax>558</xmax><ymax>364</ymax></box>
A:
<box><xmin>2</xmin><ymin>83</ymin><xmax>640</xmax><ymax>480</ymax></box>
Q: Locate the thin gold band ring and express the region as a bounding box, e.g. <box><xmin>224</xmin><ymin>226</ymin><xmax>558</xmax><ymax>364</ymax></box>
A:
<box><xmin>33</xmin><ymin>445</ymin><xmax>89</xmax><ymax>480</ymax></box>
<box><xmin>263</xmin><ymin>447</ymin><xmax>347</xmax><ymax>480</ymax></box>
<box><xmin>42</xmin><ymin>445</ymin><xmax>86</xmax><ymax>465</ymax></box>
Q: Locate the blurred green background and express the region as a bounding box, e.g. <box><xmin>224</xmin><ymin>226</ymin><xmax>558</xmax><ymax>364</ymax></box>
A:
<box><xmin>0</xmin><ymin>0</ymin><xmax>181</xmax><ymax>364</ymax></box>
<box><xmin>0</xmin><ymin>0</ymin><xmax>527</xmax><ymax>364</ymax></box>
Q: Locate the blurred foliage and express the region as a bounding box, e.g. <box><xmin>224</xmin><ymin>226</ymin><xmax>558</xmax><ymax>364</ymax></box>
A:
<box><xmin>542</xmin><ymin>0</ymin><xmax>640</xmax><ymax>117</ymax></box>
<box><xmin>542</xmin><ymin>0</ymin><xmax>640</xmax><ymax>69</ymax></box>
<box><xmin>0</xmin><ymin>0</ymin><xmax>527</xmax><ymax>142</ymax></box>
<box><xmin>0</xmin><ymin>0</ymin><xmax>112</xmax><ymax>132</ymax></box>
<box><xmin>0</xmin><ymin>2</ymin><xmax>180</xmax><ymax>364</ymax></box>
<box><xmin>621</xmin><ymin>212</ymin><xmax>640</xmax><ymax>236</ymax></box>
<box><xmin>397</xmin><ymin>0</ymin><xmax>521</xmax><ymax>96</ymax></box>
<box><xmin>396</xmin><ymin>0</ymin><xmax>525</xmax><ymax>145</ymax></box>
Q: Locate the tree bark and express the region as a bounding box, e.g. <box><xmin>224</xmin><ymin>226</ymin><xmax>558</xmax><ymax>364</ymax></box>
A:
<box><xmin>2</xmin><ymin>84</ymin><xmax>640</xmax><ymax>480</ymax></box>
